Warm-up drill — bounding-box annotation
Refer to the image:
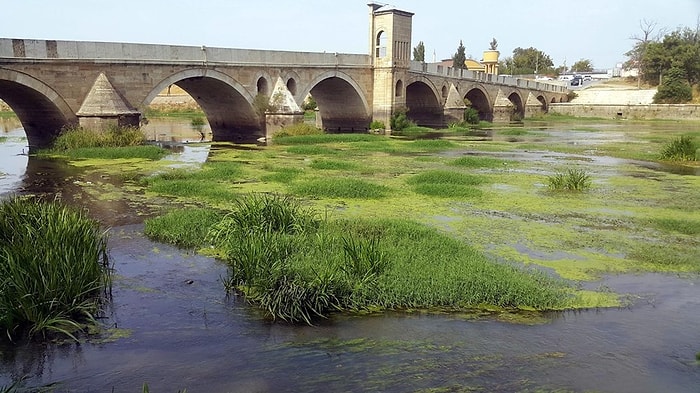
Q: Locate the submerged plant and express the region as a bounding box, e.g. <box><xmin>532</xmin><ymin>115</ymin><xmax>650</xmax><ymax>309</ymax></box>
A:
<box><xmin>0</xmin><ymin>197</ymin><xmax>110</xmax><ymax>341</ymax></box>
<box><xmin>547</xmin><ymin>168</ymin><xmax>592</xmax><ymax>191</ymax></box>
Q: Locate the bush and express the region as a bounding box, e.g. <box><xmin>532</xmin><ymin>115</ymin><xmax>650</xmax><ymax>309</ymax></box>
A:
<box><xmin>463</xmin><ymin>107</ymin><xmax>480</xmax><ymax>124</ymax></box>
<box><xmin>390</xmin><ymin>108</ymin><xmax>414</xmax><ymax>131</ymax></box>
<box><xmin>654</xmin><ymin>67</ymin><xmax>693</xmax><ymax>104</ymax></box>
<box><xmin>369</xmin><ymin>120</ymin><xmax>386</xmax><ymax>131</ymax></box>
<box><xmin>0</xmin><ymin>197</ymin><xmax>110</xmax><ymax>341</ymax></box>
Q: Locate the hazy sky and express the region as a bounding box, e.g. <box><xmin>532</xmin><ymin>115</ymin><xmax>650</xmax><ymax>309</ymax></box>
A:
<box><xmin>3</xmin><ymin>0</ymin><xmax>698</xmax><ymax>70</ymax></box>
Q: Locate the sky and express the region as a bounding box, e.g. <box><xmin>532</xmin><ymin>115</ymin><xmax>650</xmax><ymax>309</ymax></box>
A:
<box><xmin>3</xmin><ymin>0</ymin><xmax>699</xmax><ymax>70</ymax></box>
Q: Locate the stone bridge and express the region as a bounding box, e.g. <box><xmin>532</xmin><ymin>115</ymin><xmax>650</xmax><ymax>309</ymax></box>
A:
<box><xmin>0</xmin><ymin>4</ymin><xmax>568</xmax><ymax>149</ymax></box>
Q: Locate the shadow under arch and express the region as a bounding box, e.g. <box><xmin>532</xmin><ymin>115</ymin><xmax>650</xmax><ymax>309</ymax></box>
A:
<box><xmin>507</xmin><ymin>91</ymin><xmax>525</xmax><ymax>119</ymax></box>
<box><xmin>405</xmin><ymin>79</ymin><xmax>443</xmax><ymax>127</ymax></box>
<box><xmin>0</xmin><ymin>69</ymin><xmax>77</xmax><ymax>150</ymax></box>
<box><xmin>464</xmin><ymin>86</ymin><xmax>493</xmax><ymax>121</ymax></box>
<box><xmin>299</xmin><ymin>71</ymin><xmax>370</xmax><ymax>132</ymax></box>
<box><xmin>537</xmin><ymin>94</ymin><xmax>548</xmax><ymax>112</ymax></box>
<box><xmin>143</xmin><ymin>68</ymin><xmax>262</xmax><ymax>143</ymax></box>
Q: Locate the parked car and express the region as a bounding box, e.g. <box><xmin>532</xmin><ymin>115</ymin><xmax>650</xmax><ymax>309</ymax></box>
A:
<box><xmin>570</xmin><ymin>75</ymin><xmax>583</xmax><ymax>86</ymax></box>
<box><xmin>583</xmin><ymin>75</ymin><xmax>592</xmax><ymax>81</ymax></box>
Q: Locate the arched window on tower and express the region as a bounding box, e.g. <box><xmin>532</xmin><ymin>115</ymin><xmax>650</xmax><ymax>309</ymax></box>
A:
<box><xmin>375</xmin><ymin>31</ymin><xmax>387</xmax><ymax>58</ymax></box>
<box><xmin>395</xmin><ymin>80</ymin><xmax>403</xmax><ymax>97</ymax></box>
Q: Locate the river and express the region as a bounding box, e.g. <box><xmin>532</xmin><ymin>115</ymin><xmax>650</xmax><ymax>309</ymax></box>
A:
<box><xmin>0</xmin><ymin>117</ymin><xmax>698</xmax><ymax>392</ymax></box>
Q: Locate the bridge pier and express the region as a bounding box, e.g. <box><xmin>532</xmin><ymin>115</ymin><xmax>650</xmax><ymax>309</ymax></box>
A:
<box><xmin>76</xmin><ymin>73</ymin><xmax>140</xmax><ymax>131</ymax></box>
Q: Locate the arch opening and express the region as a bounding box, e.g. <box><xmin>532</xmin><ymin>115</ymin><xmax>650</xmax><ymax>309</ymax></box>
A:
<box><xmin>395</xmin><ymin>80</ymin><xmax>403</xmax><ymax>97</ymax></box>
<box><xmin>507</xmin><ymin>92</ymin><xmax>525</xmax><ymax>121</ymax></box>
<box><xmin>405</xmin><ymin>81</ymin><xmax>444</xmax><ymax>128</ymax></box>
<box><xmin>177</xmin><ymin>77</ymin><xmax>260</xmax><ymax>142</ymax></box>
<box><xmin>309</xmin><ymin>76</ymin><xmax>370</xmax><ymax>132</ymax></box>
<box><xmin>537</xmin><ymin>95</ymin><xmax>548</xmax><ymax>112</ymax></box>
<box><xmin>257</xmin><ymin>77</ymin><xmax>269</xmax><ymax>96</ymax></box>
<box><xmin>464</xmin><ymin>88</ymin><xmax>492</xmax><ymax>122</ymax></box>
<box><xmin>286</xmin><ymin>78</ymin><xmax>297</xmax><ymax>96</ymax></box>
<box><xmin>376</xmin><ymin>31</ymin><xmax>387</xmax><ymax>58</ymax></box>
<box><xmin>0</xmin><ymin>77</ymin><xmax>76</xmax><ymax>150</ymax></box>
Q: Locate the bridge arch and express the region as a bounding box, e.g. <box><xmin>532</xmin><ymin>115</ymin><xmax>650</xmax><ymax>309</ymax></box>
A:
<box><xmin>507</xmin><ymin>91</ymin><xmax>525</xmax><ymax>119</ymax></box>
<box><xmin>463</xmin><ymin>86</ymin><xmax>492</xmax><ymax>122</ymax></box>
<box><xmin>143</xmin><ymin>68</ymin><xmax>262</xmax><ymax>142</ymax></box>
<box><xmin>0</xmin><ymin>69</ymin><xmax>78</xmax><ymax>149</ymax></box>
<box><xmin>536</xmin><ymin>94</ymin><xmax>548</xmax><ymax>112</ymax></box>
<box><xmin>300</xmin><ymin>71</ymin><xmax>370</xmax><ymax>131</ymax></box>
<box><xmin>405</xmin><ymin>78</ymin><xmax>443</xmax><ymax>127</ymax></box>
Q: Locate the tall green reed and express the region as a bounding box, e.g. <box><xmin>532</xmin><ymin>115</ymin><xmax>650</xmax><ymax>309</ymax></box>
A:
<box><xmin>0</xmin><ymin>197</ymin><xmax>110</xmax><ymax>341</ymax></box>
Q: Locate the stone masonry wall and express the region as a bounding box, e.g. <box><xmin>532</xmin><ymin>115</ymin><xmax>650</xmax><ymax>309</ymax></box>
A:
<box><xmin>550</xmin><ymin>103</ymin><xmax>700</xmax><ymax>120</ymax></box>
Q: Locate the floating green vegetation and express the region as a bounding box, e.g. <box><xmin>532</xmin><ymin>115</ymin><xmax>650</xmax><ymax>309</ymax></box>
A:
<box><xmin>0</xmin><ymin>111</ymin><xmax>17</xmax><ymax>119</ymax></box>
<box><xmin>151</xmin><ymin>193</ymin><xmax>574</xmax><ymax>324</ymax></box>
<box><xmin>291</xmin><ymin>178</ymin><xmax>390</xmax><ymax>199</ymax></box>
<box><xmin>260</xmin><ymin>167</ymin><xmax>304</xmax><ymax>183</ymax></box>
<box><xmin>58</xmin><ymin>145</ymin><xmax>168</xmax><ymax>160</ymax></box>
<box><xmin>285</xmin><ymin>145</ymin><xmax>340</xmax><ymax>155</ymax></box>
<box><xmin>0</xmin><ymin>197</ymin><xmax>110</xmax><ymax>341</ymax></box>
<box><xmin>546</xmin><ymin>168</ymin><xmax>592</xmax><ymax>191</ymax></box>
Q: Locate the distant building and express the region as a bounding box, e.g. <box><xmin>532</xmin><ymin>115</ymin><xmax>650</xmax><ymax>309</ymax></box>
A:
<box><xmin>428</xmin><ymin>50</ymin><xmax>499</xmax><ymax>75</ymax></box>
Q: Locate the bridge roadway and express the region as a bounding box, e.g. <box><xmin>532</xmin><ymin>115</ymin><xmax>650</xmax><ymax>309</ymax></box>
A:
<box><xmin>0</xmin><ymin>38</ymin><xmax>568</xmax><ymax>149</ymax></box>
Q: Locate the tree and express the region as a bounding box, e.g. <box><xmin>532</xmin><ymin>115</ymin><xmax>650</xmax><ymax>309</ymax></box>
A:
<box><xmin>631</xmin><ymin>22</ymin><xmax>700</xmax><ymax>87</ymax></box>
<box><xmin>413</xmin><ymin>41</ymin><xmax>425</xmax><ymax>62</ymax></box>
<box><xmin>452</xmin><ymin>40</ymin><xmax>466</xmax><ymax>69</ymax></box>
<box><xmin>489</xmin><ymin>38</ymin><xmax>498</xmax><ymax>51</ymax></box>
<box><xmin>571</xmin><ymin>59</ymin><xmax>593</xmax><ymax>73</ymax></box>
<box><xmin>510</xmin><ymin>47</ymin><xmax>554</xmax><ymax>75</ymax></box>
<box><xmin>654</xmin><ymin>66</ymin><xmax>693</xmax><ymax>103</ymax></box>
<box><xmin>624</xmin><ymin>19</ymin><xmax>662</xmax><ymax>88</ymax></box>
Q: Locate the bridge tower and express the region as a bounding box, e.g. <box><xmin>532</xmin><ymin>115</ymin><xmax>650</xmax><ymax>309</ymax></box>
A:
<box><xmin>368</xmin><ymin>3</ymin><xmax>413</xmax><ymax>130</ymax></box>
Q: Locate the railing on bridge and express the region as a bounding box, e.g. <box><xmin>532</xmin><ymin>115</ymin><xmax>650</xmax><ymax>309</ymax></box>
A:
<box><xmin>0</xmin><ymin>38</ymin><xmax>372</xmax><ymax>68</ymax></box>
<box><xmin>410</xmin><ymin>61</ymin><xmax>567</xmax><ymax>93</ymax></box>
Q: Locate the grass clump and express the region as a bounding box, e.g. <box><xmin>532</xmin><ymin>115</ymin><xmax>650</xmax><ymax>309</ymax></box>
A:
<box><xmin>274</xmin><ymin>133</ymin><xmax>380</xmax><ymax>145</ymax></box>
<box><xmin>144</xmin><ymin>208</ymin><xmax>224</xmax><ymax>249</ymax></box>
<box><xmin>407</xmin><ymin>170</ymin><xmax>486</xmax><ymax>198</ymax></box>
<box><xmin>291</xmin><ymin>178</ymin><xmax>390</xmax><ymax>199</ymax></box>
<box><xmin>649</xmin><ymin>218</ymin><xmax>700</xmax><ymax>236</ymax></box>
<box><xmin>53</xmin><ymin>125</ymin><xmax>146</xmax><ymax>150</ymax></box>
<box><xmin>660</xmin><ymin>135</ymin><xmax>698</xmax><ymax>161</ymax></box>
<box><xmin>192</xmin><ymin>194</ymin><xmax>572</xmax><ymax>324</ymax></box>
<box><xmin>309</xmin><ymin>159</ymin><xmax>359</xmax><ymax>171</ymax></box>
<box><xmin>546</xmin><ymin>168</ymin><xmax>592</xmax><ymax>191</ymax></box>
<box><xmin>260</xmin><ymin>167</ymin><xmax>303</xmax><ymax>183</ymax></box>
<box><xmin>273</xmin><ymin>123</ymin><xmax>324</xmax><ymax>138</ymax></box>
<box><xmin>450</xmin><ymin>155</ymin><xmax>505</xmax><ymax>168</ymax></box>
<box><xmin>0</xmin><ymin>197</ymin><xmax>110</xmax><ymax>341</ymax></box>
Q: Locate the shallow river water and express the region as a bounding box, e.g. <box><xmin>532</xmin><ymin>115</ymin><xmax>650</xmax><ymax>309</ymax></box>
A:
<box><xmin>0</xmin><ymin>118</ymin><xmax>699</xmax><ymax>392</ymax></box>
